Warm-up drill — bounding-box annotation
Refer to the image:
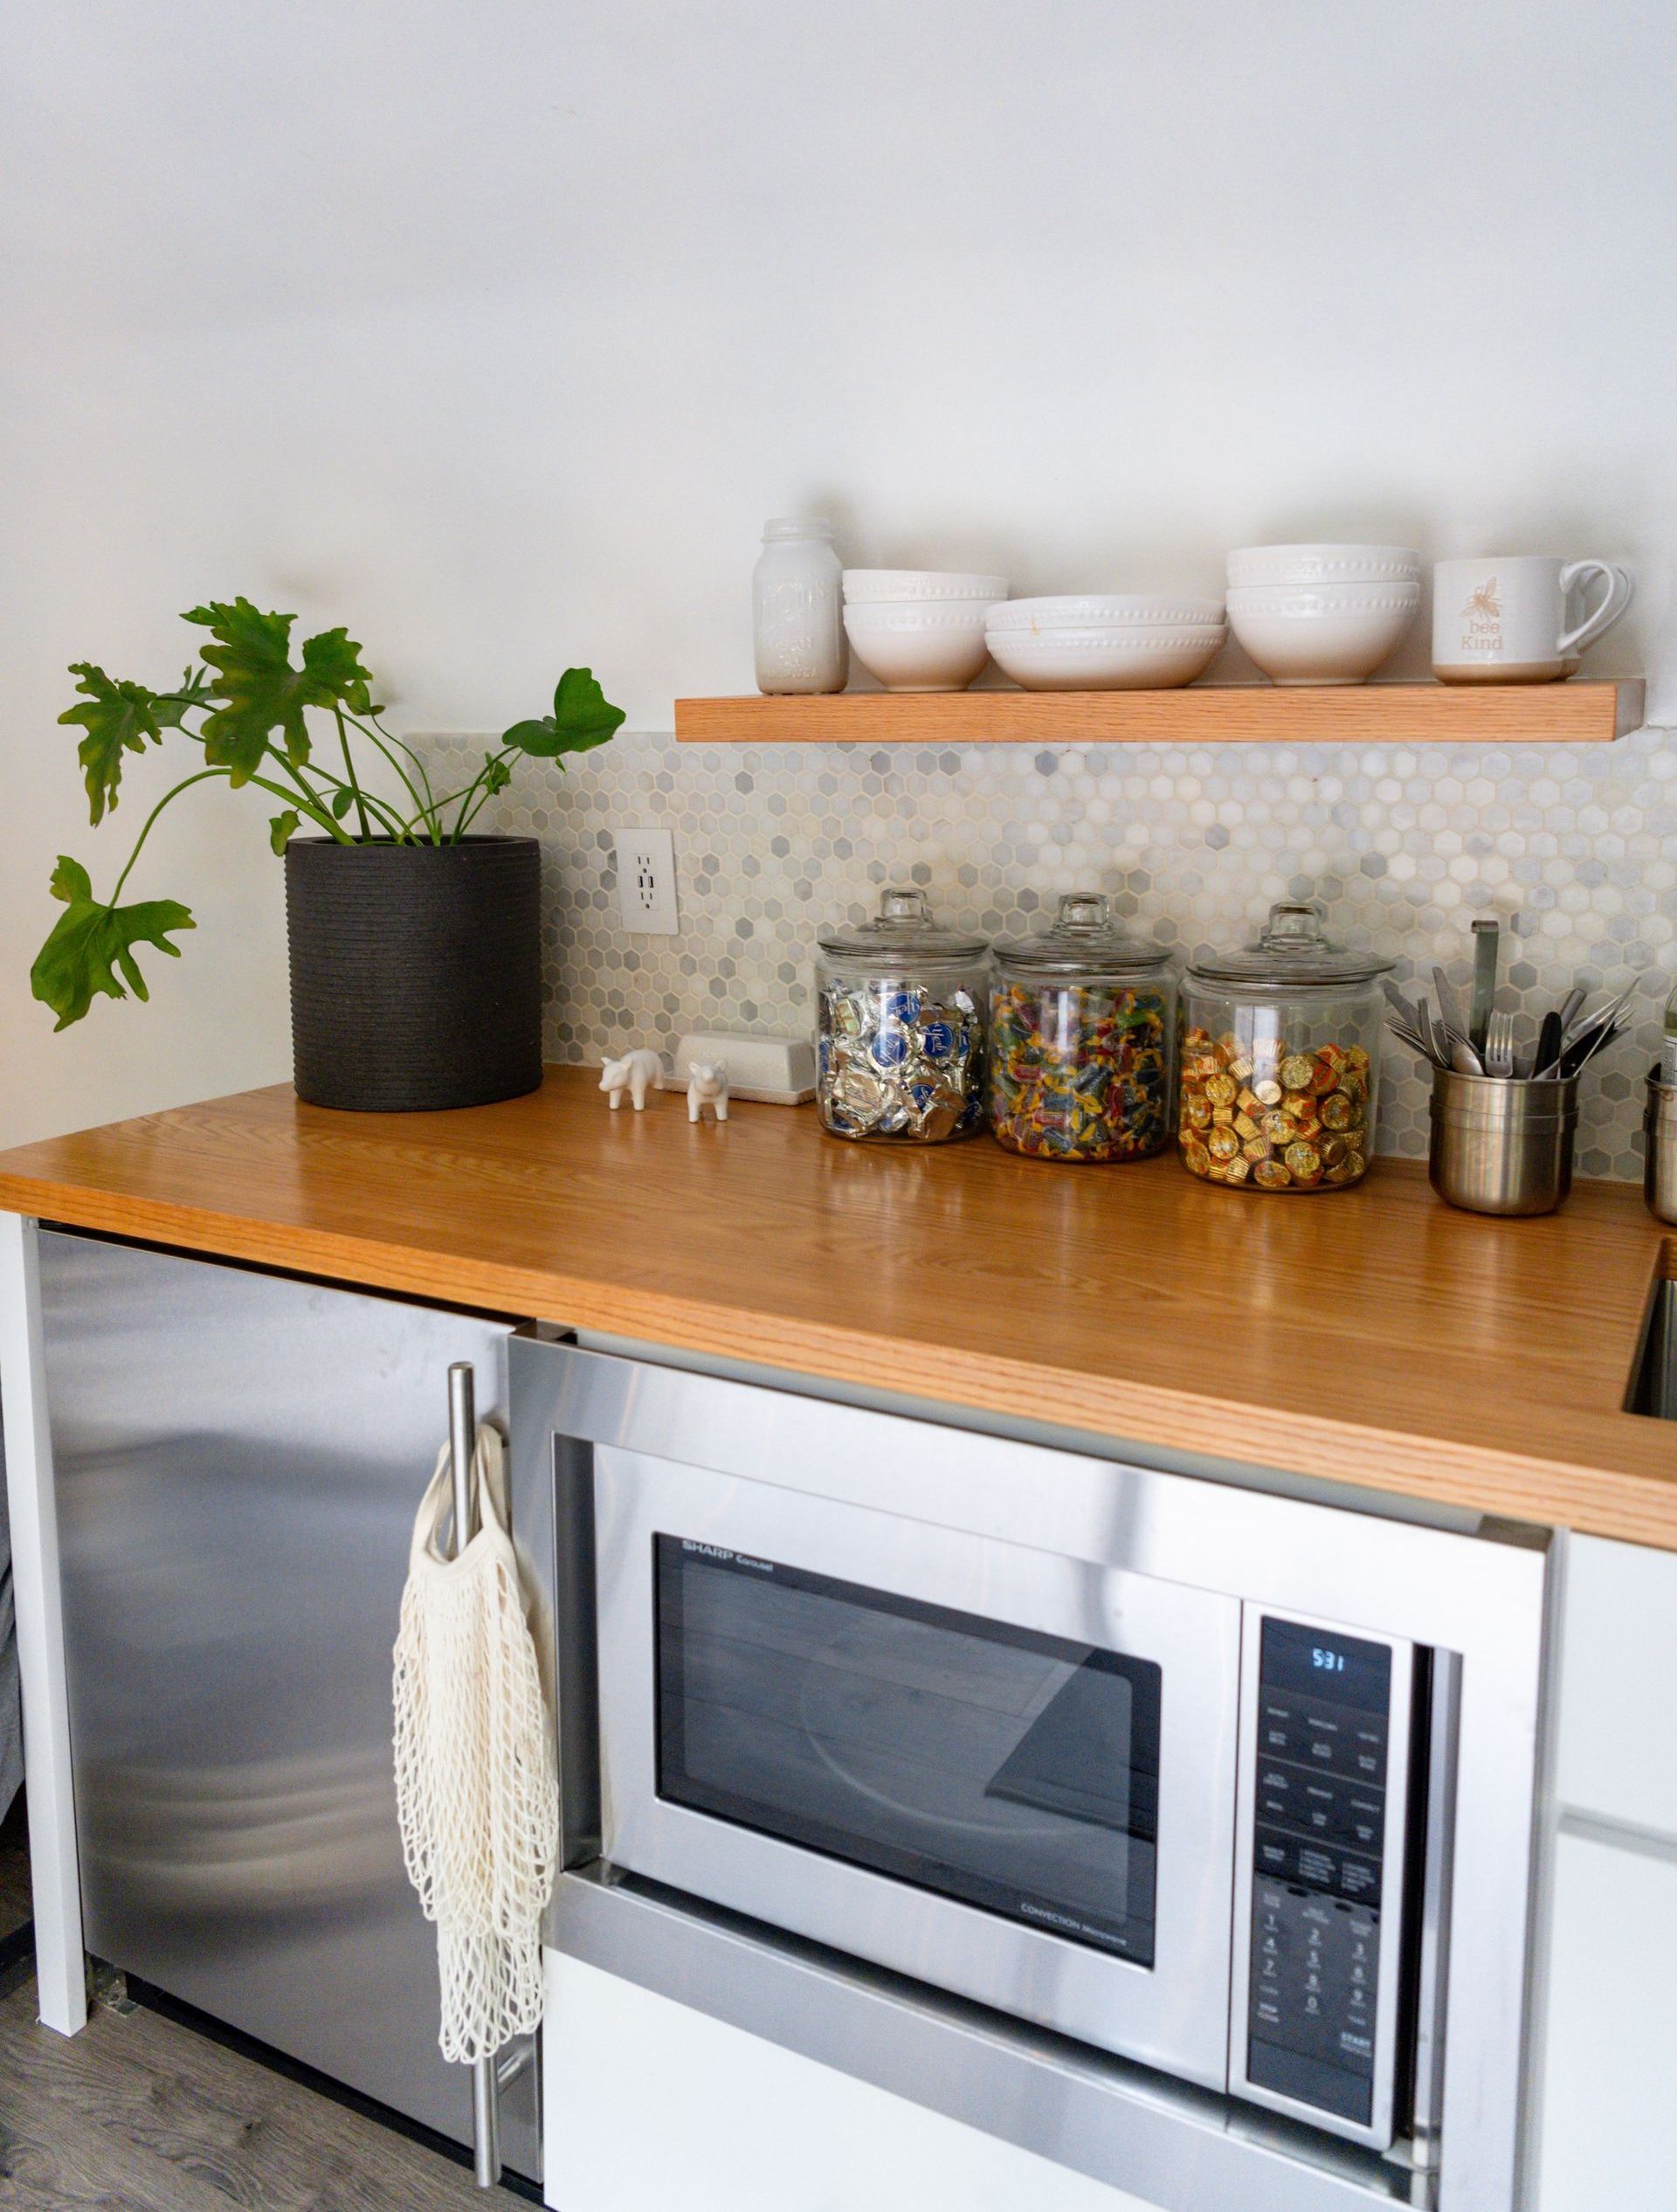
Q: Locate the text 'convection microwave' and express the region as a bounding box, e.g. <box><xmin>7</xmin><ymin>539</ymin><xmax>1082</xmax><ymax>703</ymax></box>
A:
<box><xmin>515</xmin><ymin>1339</ymin><xmax>1547</xmax><ymax>2212</ymax></box>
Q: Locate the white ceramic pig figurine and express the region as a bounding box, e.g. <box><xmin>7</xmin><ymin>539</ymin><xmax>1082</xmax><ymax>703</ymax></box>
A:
<box><xmin>600</xmin><ymin>1047</ymin><xmax>664</xmax><ymax>1111</ymax></box>
<box><xmin>687</xmin><ymin>1061</ymin><xmax>729</xmax><ymax>1123</ymax></box>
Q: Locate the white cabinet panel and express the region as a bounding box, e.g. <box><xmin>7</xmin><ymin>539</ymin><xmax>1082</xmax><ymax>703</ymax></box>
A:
<box><xmin>1555</xmin><ymin>1535</ymin><xmax>1677</xmax><ymax>1839</ymax></box>
<box><xmin>542</xmin><ymin>1954</ymin><xmax>1158</xmax><ymax>2212</ymax></box>
<box><xmin>1533</xmin><ymin>1828</ymin><xmax>1677</xmax><ymax>2210</ymax></box>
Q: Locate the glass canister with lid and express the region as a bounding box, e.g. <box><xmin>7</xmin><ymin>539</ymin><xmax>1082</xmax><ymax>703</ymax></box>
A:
<box><xmin>816</xmin><ymin>889</ymin><xmax>990</xmax><ymax>1142</ymax></box>
<box><xmin>989</xmin><ymin>894</ymin><xmax>1177</xmax><ymax>1162</ymax></box>
<box><xmin>1178</xmin><ymin>901</ymin><xmax>1392</xmax><ymax>1192</ymax></box>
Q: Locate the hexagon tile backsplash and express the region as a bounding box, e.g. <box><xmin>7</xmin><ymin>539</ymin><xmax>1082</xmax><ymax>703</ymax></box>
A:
<box><xmin>421</xmin><ymin>724</ymin><xmax>1677</xmax><ymax>1179</ymax></box>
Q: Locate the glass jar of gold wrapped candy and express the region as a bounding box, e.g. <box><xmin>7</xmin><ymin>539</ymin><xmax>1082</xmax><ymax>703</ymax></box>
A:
<box><xmin>989</xmin><ymin>894</ymin><xmax>1176</xmax><ymax>1163</ymax></box>
<box><xmin>1178</xmin><ymin>902</ymin><xmax>1391</xmax><ymax>1192</ymax></box>
<box><xmin>816</xmin><ymin>889</ymin><xmax>990</xmax><ymax>1142</ymax></box>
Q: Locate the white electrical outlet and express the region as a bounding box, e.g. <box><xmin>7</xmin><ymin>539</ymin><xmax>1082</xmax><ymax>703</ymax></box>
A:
<box><xmin>616</xmin><ymin>826</ymin><xmax>679</xmax><ymax>934</ymax></box>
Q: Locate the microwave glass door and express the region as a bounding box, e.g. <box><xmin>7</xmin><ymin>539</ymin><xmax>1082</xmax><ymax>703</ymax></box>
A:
<box><xmin>655</xmin><ymin>1538</ymin><xmax>1163</xmax><ymax>1965</ymax></box>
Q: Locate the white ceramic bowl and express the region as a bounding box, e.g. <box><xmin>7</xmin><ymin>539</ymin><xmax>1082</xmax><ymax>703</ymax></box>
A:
<box><xmin>986</xmin><ymin>593</ymin><xmax>1225</xmax><ymax>633</ymax></box>
<box><xmin>986</xmin><ymin>624</ymin><xmax>1225</xmax><ymax>691</ymax></box>
<box><xmin>1227</xmin><ymin>543</ymin><xmax>1421</xmax><ymax>589</ymax></box>
<box><xmin>844</xmin><ymin>601</ymin><xmax>993</xmax><ymax>690</ymax></box>
<box><xmin>842</xmin><ymin>569</ymin><xmax>1008</xmax><ymax>605</ymax></box>
<box><xmin>1225</xmin><ymin>582</ymin><xmax>1419</xmax><ymax>684</ymax></box>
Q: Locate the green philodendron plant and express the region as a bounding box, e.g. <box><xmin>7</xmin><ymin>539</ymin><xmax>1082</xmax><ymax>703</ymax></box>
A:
<box><xmin>32</xmin><ymin>598</ymin><xmax>625</xmax><ymax>1030</ymax></box>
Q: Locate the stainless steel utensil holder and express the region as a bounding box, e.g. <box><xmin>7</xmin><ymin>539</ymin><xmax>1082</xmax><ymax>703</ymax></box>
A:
<box><xmin>447</xmin><ymin>1361</ymin><xmax>502</xmax><ymax>2193</ymax></box>
<box><xmin>1429</xmin><ymin>1067</ymin><xmax>1577</xmax><ymax>1217</ymax></box>
<box><xmin>1644</xmin><ymin>1069</ymin><xmax>1677</xmax><ymax>1225</ymax></box>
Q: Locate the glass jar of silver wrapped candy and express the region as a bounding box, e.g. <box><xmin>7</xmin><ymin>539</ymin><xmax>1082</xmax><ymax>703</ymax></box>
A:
<box><xmin>816</xmin><ymin>890</ymin><xmax>989</xmax><ymax>1142</ymax></box>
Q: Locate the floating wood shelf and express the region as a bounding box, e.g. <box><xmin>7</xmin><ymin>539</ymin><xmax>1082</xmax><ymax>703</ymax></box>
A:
<box><xmin>675</xmin><ymin>679</ymin><xmax>1644</xmax><ymax>747</ymax></box>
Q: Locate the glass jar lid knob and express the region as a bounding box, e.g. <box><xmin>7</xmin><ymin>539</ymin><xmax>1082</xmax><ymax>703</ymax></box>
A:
<box><xmin>880</xmin><ymin>888</ymin><xmax>931</xmax><ymax>926</ymax></box>
<box><xmin>1259</xmin><ymin>900</ymin><xmax>1328</xmax><ymax>949</ymax></box>
<box><xmin>1055</xmin><ymin>892</ymin><xmax>1109</xmax><ymax>932</ymax></box>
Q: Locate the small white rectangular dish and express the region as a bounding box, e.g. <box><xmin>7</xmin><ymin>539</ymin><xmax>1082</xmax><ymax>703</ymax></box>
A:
<box><xmin>668</xmin><ymin>1032</ymin><xmax>817</xmax><ymax>1104</ymax></box>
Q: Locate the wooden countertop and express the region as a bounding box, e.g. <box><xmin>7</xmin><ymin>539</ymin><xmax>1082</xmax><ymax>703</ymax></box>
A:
<box><xmin>1</xmin><ymin>1068</ymin><xmax>1673</xmax><ymax>1547</ymax></box>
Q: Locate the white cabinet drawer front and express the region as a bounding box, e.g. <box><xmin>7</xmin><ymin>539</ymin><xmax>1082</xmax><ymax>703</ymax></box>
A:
<box><xmin>1556</xmin><ymin>1535</ymin><xmax>1677</xmax><ymax>1838</ymax></box>
<box><xmin>543</xmin><ymin>1955</ymin><xmax>1160</xmax><ymax>2212</ymax></box>
<box><xmin>1535</xmin><ymin>1828</ymin><xmax>1677</xmax><ymax>2210</ymax></box>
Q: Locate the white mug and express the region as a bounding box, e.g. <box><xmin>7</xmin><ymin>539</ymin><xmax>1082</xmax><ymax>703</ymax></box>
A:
<box><xmin>1432</xmin><ymin>556</ymin><xmax>1632</xmax><ymax>683</ymax></box>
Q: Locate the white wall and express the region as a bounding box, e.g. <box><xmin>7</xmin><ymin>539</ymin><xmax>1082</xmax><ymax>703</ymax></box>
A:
<box><xmin>3</xmin><ymin>0</ymin><xmax>1674</xmax><ymax>1146</ymax></box>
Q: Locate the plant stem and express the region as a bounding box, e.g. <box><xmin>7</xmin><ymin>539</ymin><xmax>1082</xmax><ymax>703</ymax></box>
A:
<box><xmin>360</xmin><ymin>710</ymin><xmax>440</xmax><ymax>830</ymax></box>
<box><xmin>281</xmin><ymin>755</ymin><xmax>407</xmax><ymax>839</ymax></box>
<box><xmin>108</xmin><ymin>768</ymin><xmax>233</xmax><ymax>903</ymax></box>
<box><xmin>412</xmin><ymin>748</ymin><xmax>513</xmax><ymax>831</ymax></box>
<box><xmin>244</xmin><ymin>771</ymin><xmax>357</xmax><ymax>842</ymax></box>
<box><xmin>452</xmin><ymin>752</ymin><xmax>521</xmax><ymax>841</ymax></box>
<box><xmin>338</xmin><ymin>712</ymin><xmax>433</xmax><ymax>840</ymax></box>
<box><xmin>176</xmin><ymin>725</ymin><xmax>404</xmax><ymax>841</ymax></box>
<box><xmin>333</xmin><ymin>709</ymin><xmax>373</xmax><ymax>840</ymax></box>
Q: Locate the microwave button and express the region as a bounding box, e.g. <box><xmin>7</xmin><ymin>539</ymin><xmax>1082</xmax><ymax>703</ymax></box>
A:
<box><xmin>1258</xmin><ymin>1765</ymin><xmax>1294</xmax><ymax>1823</ymax></box>
<box><xmin>1347</xmin><ymin>1792</ymin><xmax>1384</xmax><ymax>1849</ymax></box>
<box><xmin>1350</xmin><ymin>1719</ymin><xmax>1389</xmax><ymax>1782</ymax></box>
<box><xmin>1301</xmin><ymin>1705</ymin><xmax>1343</xmax><ymax>1741</ymax></box>
<box><xmin>1337</xmin><ymin>1853</ymin><xmax>1382</xmax><ymax>1904</ymax></box>
<box><xmin>1302</xmin><ymin>1779</ymin><xmax>1337</xmax><ymax>1831</ymax></box>
<box><xmin>1260</xmin><ymin>1698</ymin><xmax>1298</xmax><ymax>1755</ymax></box>
<box><xmin>1256</xmin><ymin>1829</ymin><xmax>1294</xmax><ymax>1877</ymax></box>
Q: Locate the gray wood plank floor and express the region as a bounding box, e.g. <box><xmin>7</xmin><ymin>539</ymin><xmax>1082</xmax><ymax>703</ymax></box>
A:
<box><xmin>0</xmin><ymin>1797</ymin><xmax>29</xmax><ymax>1945</ymax></box>
<box><xmin>0</xmin><ymin>1797</ymin><xmax>526</xmax><ymax>2209</ymax></box>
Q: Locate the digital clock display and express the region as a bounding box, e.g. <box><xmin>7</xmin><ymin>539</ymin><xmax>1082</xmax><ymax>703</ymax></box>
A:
<box><xmin>1260</xmin><ymin>1617</ymin><xmax>1391</xmax><ymax>1709</ymax></box>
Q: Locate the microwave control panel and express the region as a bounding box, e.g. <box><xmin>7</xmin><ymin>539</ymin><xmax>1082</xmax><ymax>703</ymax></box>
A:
<box><xmin>1239</xmin><ymin>1615</ymin><xmax>1407</xmax><ymax>2140</ymax></box>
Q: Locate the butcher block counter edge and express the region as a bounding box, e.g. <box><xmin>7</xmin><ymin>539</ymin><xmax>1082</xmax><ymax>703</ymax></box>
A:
<box><xmin>0</xmin><ymin>1068</ymin><xmax>1673</xmax><ymax>1549</ymax></box>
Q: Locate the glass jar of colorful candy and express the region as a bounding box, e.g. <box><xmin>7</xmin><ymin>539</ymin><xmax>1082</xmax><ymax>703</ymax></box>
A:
<box><xmin>988</xmin><ymin>894</ymin><xmax>1177</xmax><ymax>1163</ymax></box>
<box><xmin>1177</xmin><ymin>901</ymin><xmax>1392</xmax><ymax>1192</ymax></box>
<box><xmin>816</xmin><ymin>890</ymin><xmax>990</xmax><ymax>1142</ymax></box>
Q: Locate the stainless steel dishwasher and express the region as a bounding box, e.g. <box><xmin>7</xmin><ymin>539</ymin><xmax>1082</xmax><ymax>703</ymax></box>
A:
<box><xmin>38</xmin><ymin>1229</ymin><xmax>542</xmax><ymax>2186</ymax></box>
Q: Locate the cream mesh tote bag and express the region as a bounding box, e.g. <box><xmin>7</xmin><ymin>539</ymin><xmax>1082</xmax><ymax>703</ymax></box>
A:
<box><xmin>393</xmin><ymin>1426</ymin><xmax>559</xmax><ymax>2065</ymax></box>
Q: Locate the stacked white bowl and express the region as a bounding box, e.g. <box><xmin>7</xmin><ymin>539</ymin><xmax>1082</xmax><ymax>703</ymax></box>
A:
<box><xmin>1225</xmin><ymin>544</ymin><xmax>1421</xmax><ymax>684</ymax></box>
<box><xmin>984</xmin><ymin>595</ymin><xmax>1226</xmax><ymax>691</ymax></box>
<box><xmin>842</xmin><ymin>570</ymin><xmax>1007</xmax><ymax>691</ymax></box>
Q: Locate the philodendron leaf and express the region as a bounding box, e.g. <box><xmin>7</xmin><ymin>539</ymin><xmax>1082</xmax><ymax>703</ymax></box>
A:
<box><xmin>151</xmin><ymin>667</ymin><xmax>214</xmax><ymax>729</ymax></box>
<box><xmin>183</xmin><ymin>598</ymin><xmax>376</xmax><ymax>783</ymax></box>
<box><xmin>502</xmin><ymin>667</ymin><xmax>625</xmax><ymax>759</ymax></box>
<box><xmin>268</xmin><ymin>808</ymin><xmax>301</xmax><ymax>854</ymax></box>
<box><xmin>330</xmin><ymin>786</ymin><xmax>355</xmax><ymax>819</ymax></box>
<box><xmin>30</xmin><ymin>855</ymin><xmax>195</xmax><ymax>1031</ymax></box>
<box><xmin>60</xmin><ymin>664</ymin><xmax>169</xmax><ymax>825</ymax></box>
<box><xmin>300</xmin><ymin>626</ymin><xmax>374</xmax><ymax>716</ymax></box>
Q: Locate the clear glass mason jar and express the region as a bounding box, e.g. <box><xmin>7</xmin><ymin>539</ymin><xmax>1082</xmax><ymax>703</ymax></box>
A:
<box><xmin>1178</xmin><ymin>901</ymin><xmax>1392</xmax><ymax>1192</ymax></box>
<box><xmin>816</xmin><ymin>890</ymin><xmax>990</xmax><ymax>1142</ymax></box>
<box><xmin>989</xmin><ymin>894</ymin><xmax>1177</xmax><ymax>1162</ymax></box>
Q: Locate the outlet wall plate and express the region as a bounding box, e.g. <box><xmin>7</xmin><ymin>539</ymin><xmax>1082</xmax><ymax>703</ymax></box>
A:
<box><xmin>616</xmin><ymin>826</ymin><xmax>678</xmax><ymax>935</ymax></box>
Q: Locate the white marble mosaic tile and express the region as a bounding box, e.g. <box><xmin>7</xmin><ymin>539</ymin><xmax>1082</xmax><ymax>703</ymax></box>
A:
<box><xmin>421</xmin><ymin>724</ymin><xmax>1677</xmax><ymax>1181</ymax></box>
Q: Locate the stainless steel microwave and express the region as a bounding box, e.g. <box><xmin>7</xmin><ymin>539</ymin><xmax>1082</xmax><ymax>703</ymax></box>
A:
<box><xmin>514</xmin><ymin>1339</ymin><xmax>1548</xmax><ymax>2212</ymax></box>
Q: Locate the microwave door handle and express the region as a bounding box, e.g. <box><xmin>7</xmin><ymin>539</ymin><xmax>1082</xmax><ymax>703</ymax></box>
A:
<box><xmin>1409</xmin><ymin>1649</ymin><xmax>1461</xmax><ymax>2178</ymax></box>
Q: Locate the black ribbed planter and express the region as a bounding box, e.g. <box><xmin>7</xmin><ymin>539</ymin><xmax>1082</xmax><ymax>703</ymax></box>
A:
<box><xmin>284</xmin><ymin>836</ymin><xmax>542</xmax><ymax>1112</ymax></box>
